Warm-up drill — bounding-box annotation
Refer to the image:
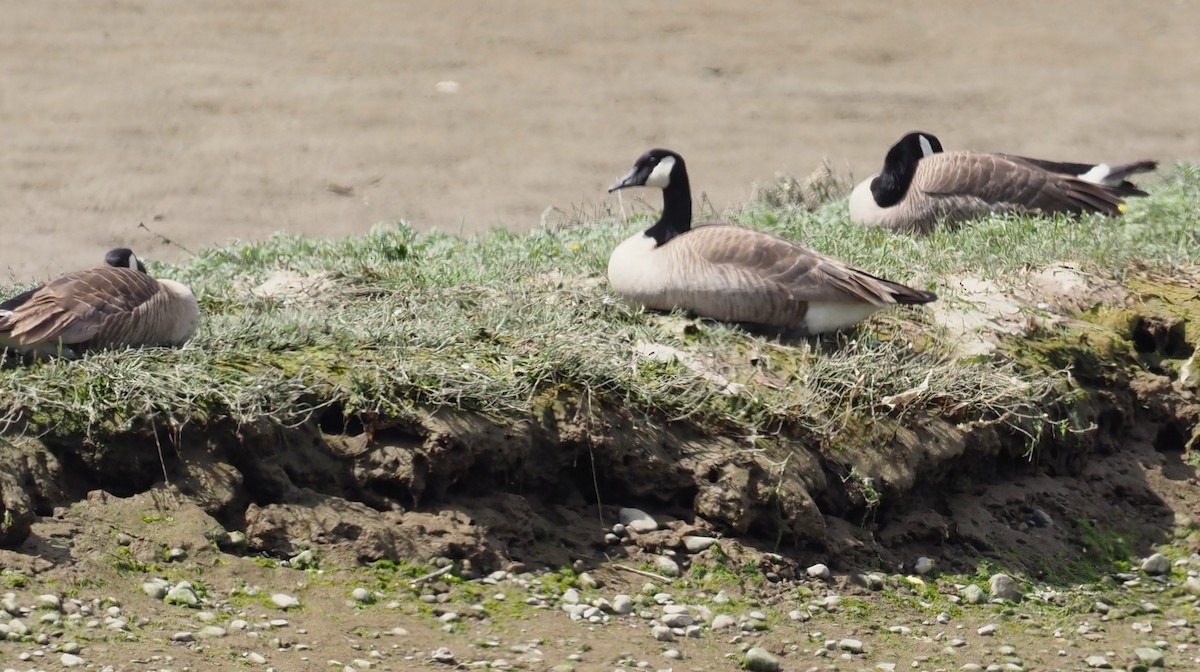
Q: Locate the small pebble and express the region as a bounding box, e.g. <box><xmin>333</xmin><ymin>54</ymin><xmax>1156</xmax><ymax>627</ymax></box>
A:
<box><xmin>839</xmin><ymin>638</ymin><xmax>865</xmax><ymax>654</ymax></box>
<box><xmin>742</xmin><ymin>646</ymin><xmax>781</xmax><ymax>672</ymax></box>
<box><xmin>1141</xmin><ymin>554</ymin><xmax>1171</xmax><ymax>576</ymax></box>
<box><xmin>654</xmin><ymin>556</ymin><xmax>681</xmax><ymax>577</ymax></box>
<box><xmin>271</xmin><ymin>594</ymin><xmax>300</xmax><ymax>609</ymax></box>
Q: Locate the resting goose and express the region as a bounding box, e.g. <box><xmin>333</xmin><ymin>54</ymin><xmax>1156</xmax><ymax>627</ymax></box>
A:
<box><xmin>0</xmin><ymin>248</ymin><xmax>200</xmax><ymax>358</ymax></box>
<box><xmin>606</xmin><ymin>148</ymin><xmax>937</xmax><ymax>335</ymax></box>
<box><xmin>848</xmin><ymin>131</ymin><xmax>1154</xmax><ymax>234</ymax></box>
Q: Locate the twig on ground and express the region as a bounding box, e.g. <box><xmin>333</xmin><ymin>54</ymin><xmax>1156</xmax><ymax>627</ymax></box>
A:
<box><xmin>609</xmin><ymin>563</ymin><xmax>670</xmax><ymax>582</ymax></box>
<box><xmin>410</xmin><ymin>563</ymin><xmax>455</xmax><ymax>587</ymax></box>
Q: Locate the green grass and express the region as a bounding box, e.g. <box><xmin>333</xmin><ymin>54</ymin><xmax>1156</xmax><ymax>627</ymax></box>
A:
<box><xmin>0</xmin><ymin>164</ymin><xmax>1197</xmax><ymax>447</ymax></box>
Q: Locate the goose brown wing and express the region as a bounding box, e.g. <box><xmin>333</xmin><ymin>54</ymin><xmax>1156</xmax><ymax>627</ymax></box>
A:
<box><xmin>679</xmin><ymin>225</ymin><xmax>919</xmax><ymax>307</ymax></box>
<box><xmin>0</xmin><ymin>267</ymin><xmax>161</xmax><ymax>346</ymax></box>
<box><xmin>916</xmin><ymin>152</ymin><xmax>1124</xmax><ymax>216</ymax></box>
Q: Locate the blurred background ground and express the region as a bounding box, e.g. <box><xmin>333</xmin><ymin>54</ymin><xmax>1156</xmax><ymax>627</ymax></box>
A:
<box><xmin>2</xmin><ymin>0</ymin><xmax>1197</xmax><ymax>278</ymax></box>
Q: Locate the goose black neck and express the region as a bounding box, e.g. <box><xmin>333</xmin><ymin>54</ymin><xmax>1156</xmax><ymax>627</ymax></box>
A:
<box><xmin>871</xmin><ymin>144</ymin><xmax>921</xmax><ymax>208</ymax></box>
<box><xmin>645</xmin><ymin>166</ymin><xmax>692</xmax><ymax>247</ymax></box>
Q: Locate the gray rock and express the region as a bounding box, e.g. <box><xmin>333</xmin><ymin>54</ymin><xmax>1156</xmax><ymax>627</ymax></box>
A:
<box><xmin>711</xmin><ymin>614</ymin><xmax>736</xmax><ymax>630</ymax></box>
<box><xmin>682</xmin><ymin>535</ymin><xmax>716</xmax><ymax>553</ymax></box>
<box><xmin>1184</xmin><ymin>577</ymin><xmax>1200</xmax><ymax>597</ymax></box>
<box><xmin>915</xmin><ymin>557</ymin><xmax>935</xmax><ymax>575</ymax></box>
<box><xmin>1085</xmin><ymin>655</ymin><xmax>1111</xmax><ymax>668</ymax></box>
<box><xmin>661</xmin><ymin>612</ymin><xmax>693</xmax><ymax>627</ymax></box>
<box><xmin>578</xmin><ymin>572</ymin><xmax>599</xmax><ymax>589</ymax></box>
<box><xmin>977</xmin><ymin>624</ymin><xmax>996</xmax><ymax>636</ymax></box>
<box><xmin>1031</xmin><ymin>507</ymin><xmax>1054</xmax><ymax>527</ymax></box>
<box><xmin>989</xmin><ymin>574</ymin><xmax>1022</xmax><ymax>602</ymax></box>
<box><xmin>246</xmin><ymin>651</ymin><xmax>267</xmax><ymax>664</ymax></box>
<box><xmin>612</xmin><ymin>594</ymin><xmax>633</xmax><ymax>615</ymax></box>
<box><xmin>351</xmin><ymin>587</ymin><xmax>373</xmax><ymax>603</ymax></box>
<box><xmin>198</xmin><ymin>625</ymin><xmax>227</xmax><ymax>638</ymax></box>
<box><xmin>142</xmin><ymin>580</ymin><xmax>169</xmax><ymax>600</ymax></box>
<box><xmin>171</xmin><ymin>631</ymin><xmax>195</xmax><ymax>642</ymax></box>
<box><xmin>61</xmin><ymin>653</ymin><xmax>84</xmax><ymax>667</ymax></box>
<box><xmin>270</xmin><ymin>593</ymin><xmax>300</xmax><ymax>609</ymax></box>
<box><xmin>854</xmin><ymin>572</ymin><xmax>885</xmax><ymax>590</ymax></box>
<box><xmin>742</xmin><ymin>647</ymin><xmax>781</xmax><ymax>672</ymax></box>
<box><xmin>164</xmin><ymin>586</ymin><xmax>198</xmax><ymax>607</ymax></box>
<box><xmin>1141</xmin><ymin>553</ymin><xmax>1171</xmax><ymax>576</ymax></box>
<box><xmin>654</xmin><ymin>555</ymin><xmax>681</xmax><ymax>577</ymax></box>
<box><xmin>1134</xmin><ymin>647</ymin><xmax>1165</xmax><ymax>667</ymax></box>
<box><xmin>961</xmin><ymin>584</ymin><xmax>986</xmax><ymax>604</ymax></box>
<box><xmin>618</xmin><ymin>508</ymin><xmax>658</xmax><ymax>533</ymax></box>
<box><xmin>36</xmin><ymin>594</ymin><xmax>61</xmax><ymax>611</ymax></box>
<box><xmin>839</xmin><ymin>638</ymin><xmax>864</xmax><ymax>654</ymax></box>
<box><xmin>650</xmin><ymin>624</ymin><xmax>674</xmax><ymax>641</ymax></box>
<box><xmin>807</xmin><ymin>563</ymin><xmax>831</xmax><ymax>580</ymax></box>
<box><xmin>663</xmin><ymin>648</ymin><xmax>681</xmax><ymax>659</ymax></box>
<box><xmin>561</xmin><ymin>588</ymin><xmax>580</xmax><ymax>604</ymax></box>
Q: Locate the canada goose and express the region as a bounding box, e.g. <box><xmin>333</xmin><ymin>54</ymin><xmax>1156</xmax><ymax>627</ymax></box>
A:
<box><xmin>606</xmin><ymin>148</ymin><xmax>937</xmax><ymax>335</ymax></box>
<box><xmin>848</xmin><ymin>131</ymin><xmax>1155</xmax><ymax>234</ymax></box>
<box><xmin>0</xmin><ymin>248</ymin><xmax>199</xmax><ymax>358</ymax></box>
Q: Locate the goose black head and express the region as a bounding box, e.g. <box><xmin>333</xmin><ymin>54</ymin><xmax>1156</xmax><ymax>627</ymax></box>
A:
<box><xmin>105</xmin><ymin>248</ymin><xmax>148</xmax><ymax>273</ymax></box>
<box><xmin>608</xmin><ymin>148</ymin><xmax>685</xmax><ymax>192</ymax></box>
<box><xmin>870</xmin><ymin>131</ymin><xmax>944</xmax><ymax>208</ymax></box>
<box><xmin>886</xmin><ymin>131</ymin><xmax>944</xmax><ymax>167</ymax></box>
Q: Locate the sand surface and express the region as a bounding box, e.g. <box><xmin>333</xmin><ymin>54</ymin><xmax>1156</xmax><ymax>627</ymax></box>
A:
<box><xmin>2</xmin><ymin>0</ymin><xmax>1198</xmax><ymax>278</ymax></box>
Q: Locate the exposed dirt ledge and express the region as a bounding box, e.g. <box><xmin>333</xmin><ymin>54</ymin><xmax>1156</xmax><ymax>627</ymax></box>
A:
<box><xmin>2</xmin><ymin>268</ymin><xmax>1199</xmax><ymax>583</ymax></box>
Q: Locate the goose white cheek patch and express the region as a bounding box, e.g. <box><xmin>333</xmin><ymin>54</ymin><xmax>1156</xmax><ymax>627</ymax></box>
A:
<box><xmin>128</xmin><ymin>254</ymin><xmax>141</xmax><ymax>269</ymax></box>
<box><xmin>644</xmin><ymin>156</ymin><xmax>675</xmax><ymax>188</ymax></box>
<box><xmin>918</xmin><ymin>135</ymin><xmax>935</xmax><ymax>158</ymax></box>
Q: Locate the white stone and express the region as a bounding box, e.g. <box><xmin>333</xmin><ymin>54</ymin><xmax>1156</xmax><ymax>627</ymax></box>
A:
<box><xmin>271</xmin><ymin>594</ymin><xmax>300</xmax><ymax>609</ymax></box>
<box><xmin>807</xmin><ymin>563</ymin><xmax>831</xmax><ymax>580</ymax></box>
<box><xmin>915</xmin><ymin>557</ymin><xmax>935</xmax><ymax>575</ymax></box>
<box><xmin>618</xmin><ymin>507</ymin><xmax>658</xmax><ymax>533</ymax></box>
<box><xmin>612</xmin><ymin>594</ymin><xmax>634</xmax><ymax>615</ymax></box>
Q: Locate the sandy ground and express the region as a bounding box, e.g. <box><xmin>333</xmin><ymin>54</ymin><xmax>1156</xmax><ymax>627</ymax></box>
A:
<box><xmin>2</xmin><ymin>0</ymin><xmax>1199</xmax><ymax>280</ymax></box>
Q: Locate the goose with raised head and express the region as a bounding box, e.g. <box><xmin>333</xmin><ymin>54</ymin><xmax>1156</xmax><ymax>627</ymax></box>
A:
<box><xmin>0</xmin><ymin>248</ymin><xmax>200</xmax><ymax>358</ymax></box>
<box><xmin>606</xmin><ymin>148</ymin><xmax>937</xmax><ymax>335</ymax></box>
<box><xmin>848</xmin><ymin>131</ymin><xmax>1154</xmax><ymax>234</ymax></box>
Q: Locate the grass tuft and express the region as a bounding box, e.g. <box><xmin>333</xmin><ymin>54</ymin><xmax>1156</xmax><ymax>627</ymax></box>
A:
<box><xmin>1</xmin><ymin>165</ymin><xmax>1197</xmax><ymax>446</ymax></box>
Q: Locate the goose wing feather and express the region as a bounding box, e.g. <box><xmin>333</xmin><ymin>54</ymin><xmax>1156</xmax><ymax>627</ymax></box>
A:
<box><xmin>0</xmin><ymin>267</ymin><xmax>163</xmax><ymax>347</ymax></box>
<box><xmin>669</xmin><ymin>225</ymin><xmax>922</xmax><ymax>310</ymax></box>
<box><xmin>916</xmin><ymin>152</ymin><xmax>1124</xmax><ymax>217</ymax></box>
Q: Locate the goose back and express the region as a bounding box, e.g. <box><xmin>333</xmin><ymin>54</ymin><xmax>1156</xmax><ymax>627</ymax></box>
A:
<box><xmin>0</xmin><ymin>267</ymin><xmax>199</xmax><ymax>352</ymax></box>
<box><xmin>861</xmin><ymin>151</ymin><xmax>1127</xmax><ymax>234</ymax></box>
<box><xmin>608</xmin><ymin>223</ymin><xmax>935</xmax><ymax>333</ymax></box>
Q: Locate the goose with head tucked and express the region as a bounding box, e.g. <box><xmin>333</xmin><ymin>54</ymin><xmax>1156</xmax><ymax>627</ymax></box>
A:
<box><xmin>606</xmin><ymin>148</ymin><xmax>937</xmax><ymax>336</ymax></box>
<box><xmin>0</xmin><ymin>248</ymin><xmax>200</xmax><ymax>359</ymax></box>
<box><xmin>848</xmin><ymin>131</ymin><xmax>1154</xmax><ymax>234</ymax></box>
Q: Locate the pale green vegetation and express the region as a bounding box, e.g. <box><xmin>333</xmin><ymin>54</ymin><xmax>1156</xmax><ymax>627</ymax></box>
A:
<box><xmin>0</xmin><ymin>165</ymin><xmax>1197</xmax><ymax>443</ymax></box>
